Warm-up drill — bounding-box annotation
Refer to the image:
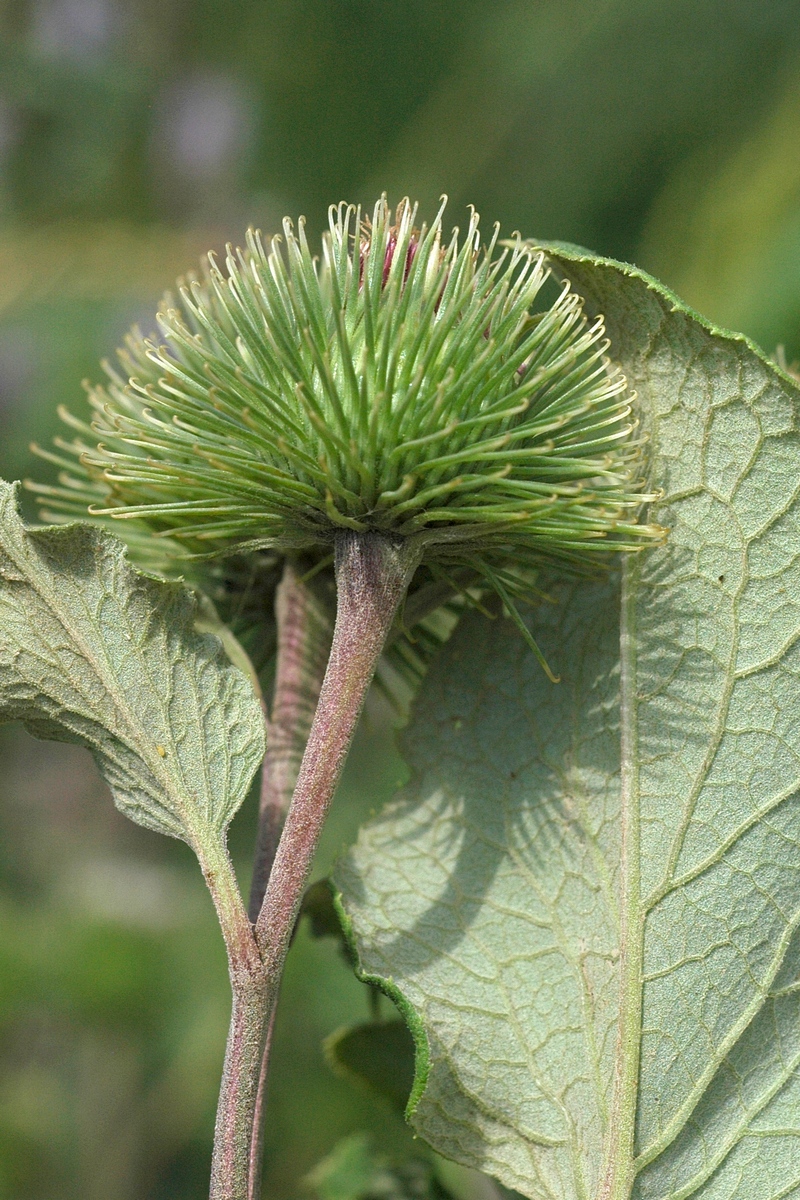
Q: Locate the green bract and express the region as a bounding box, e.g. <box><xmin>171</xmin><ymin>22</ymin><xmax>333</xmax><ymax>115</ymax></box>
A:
<box><xmin>31</xmin><ymin>198</ymin><xmax>659</xmax><ymax>594</ymax></box>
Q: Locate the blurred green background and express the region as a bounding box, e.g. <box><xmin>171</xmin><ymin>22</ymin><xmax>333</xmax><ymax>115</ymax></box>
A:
<box><xmin>3</xmin><ymin>1</ymin><xmax>800</xmax><ymax>1196</ymax></box>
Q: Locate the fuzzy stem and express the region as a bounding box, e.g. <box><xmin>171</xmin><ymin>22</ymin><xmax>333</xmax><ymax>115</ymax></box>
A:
<box><xmin>209</xmin><ymin>972</ymin><xmax>272</xmax><ymax>1200</ymax></box>
<box><xmin>200</xmin><ymin>836</ymin><xmax>263</xmax><ymax>989</ymax></box>
<box><xmin>248</xmin><ymin>562</ymin><xmax>333</xmax><ymax>923</ymax></box>
<box><xmin>198</xmin><ymin>839</ymin><xmax>269</xmax><ymax>1200</ymax></box>
<box><xmin>235</xmin><ymin>532</ymin><xmax>417</xmax><ymax>1198</ymax></box>
<box><xmin>245</xmin><ymin>545</ymin><xmax>444</xmax><ymax>1193</ymax></box>
<box><xmin>247</xmin><ymin>1005</ymin><xmax>277</xmax><ymax>1200</ymax></box>
<box><xmin>254</xmin><ymin>528</ymin><xmax>421</xmax><ymax>970</ymax></box>
<box><xmin>246</xmin><ymin>562</ymin><xmax>332</xmax><ymax>1198</ymax></box>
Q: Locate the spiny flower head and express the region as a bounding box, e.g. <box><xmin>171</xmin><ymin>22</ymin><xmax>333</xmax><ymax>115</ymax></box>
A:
<box><xmin>31</xmin><ymin>197</ymin><xmax>660</xmax><ymax>602</ymax></box>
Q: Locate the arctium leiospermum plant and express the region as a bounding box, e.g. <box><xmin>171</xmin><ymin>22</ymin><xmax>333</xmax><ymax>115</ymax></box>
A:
<box><xmin>15</xmin><ymin>198</ymin><xmax>800</xmax><ymax>1200</ymax></box>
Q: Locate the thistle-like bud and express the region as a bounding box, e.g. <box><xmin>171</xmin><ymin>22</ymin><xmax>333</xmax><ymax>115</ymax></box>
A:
<box><xmin>31</xmin><ymin>197</ymin><xmax>660</xmax><ymax>652</ymax></box>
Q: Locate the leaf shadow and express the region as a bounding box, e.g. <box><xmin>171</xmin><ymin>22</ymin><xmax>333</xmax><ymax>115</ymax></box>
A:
<box><xmin>341</xmin><ymin>571</ymin><xmax>626</xmax><ymax>982</ymax></box>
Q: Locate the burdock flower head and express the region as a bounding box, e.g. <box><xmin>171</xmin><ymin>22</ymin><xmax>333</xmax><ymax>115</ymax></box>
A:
<box><xmin>32</xmin><ymin>196</ymin><xmax>659</xmax><ymax>670</ymax></box>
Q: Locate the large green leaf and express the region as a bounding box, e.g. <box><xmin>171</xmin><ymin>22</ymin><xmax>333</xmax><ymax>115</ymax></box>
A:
<box><xmin>336</xmin><ymin>252</ymin><xmax>800</xmax><ymax>1199</ymax></box>
<box><xmin>0</xmin><ymin>480</ymin><xmax>265</xmax><ymax>851</ymax></box>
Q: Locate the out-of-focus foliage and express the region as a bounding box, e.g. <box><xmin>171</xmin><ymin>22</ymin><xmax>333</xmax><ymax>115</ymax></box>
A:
<box><xmin>0</xmin><ymin>720</ymin><xmax>417</xmax><ymax>1200</ymax></box>
<box><xmin>639</xmin><ymin>62</ymin><xmax>800</xmax><ymax>359</ymax></box>
<box><xmin>304</xmin><ymin>1133</ymin><xmax>455</xmax><ymax>1200</ymax></box>
<box><xmin>3</xmin><ymin>1</ymin><xmax>800</xmax><ymax>1198</ymax></box>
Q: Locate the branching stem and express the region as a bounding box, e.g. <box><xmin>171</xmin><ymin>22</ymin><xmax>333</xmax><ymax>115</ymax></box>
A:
<box><xmin>246</xmin><ymin>561</ymin><xmax>332</xmax><ymax>1199</ymax></box>
<box><xmin>210</xmin><ymin>531</ymin><xmax>420</xmax><ymax>1200</ymax></box>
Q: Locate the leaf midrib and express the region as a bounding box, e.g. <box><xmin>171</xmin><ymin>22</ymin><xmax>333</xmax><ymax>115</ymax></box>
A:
<box><xmin>598</xmin><ymin>556</ymin><xmax>643</xmax><ymax>1200</ymax></box>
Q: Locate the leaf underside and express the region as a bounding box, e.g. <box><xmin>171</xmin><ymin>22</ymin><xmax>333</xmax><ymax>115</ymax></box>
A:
<box><xmin>0</xmin><ymin>481</ymin><xmax>265</xmax><ymax>851</ymax></box>
<box><xmin>337</xmin><ymin>252</ymin><xmax>800</xmax><ymax>1200</ymax></box>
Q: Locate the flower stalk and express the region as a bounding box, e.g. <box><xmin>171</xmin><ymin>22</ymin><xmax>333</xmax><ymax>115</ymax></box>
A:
<box><xmin>254</xmin><ymin>531</ymin><xmax>421</xmax><ymax>962</ymax></box>
<box><xmin>208</xmin><ymin>530</ymin><xmax>419</xmax><ymax>1198</ymax></box>
<box><xmin>248</xmin><ymin>561</ymin><xmax>333</xmax><ymax>923</ymax></box>
<box><xmin>245</xmin><ymin>561</ymin><xmax>332</xmax><ymax>1199</ymax></box>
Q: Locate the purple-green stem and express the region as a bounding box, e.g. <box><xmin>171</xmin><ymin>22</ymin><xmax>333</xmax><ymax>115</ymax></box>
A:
<box><xmin>248</xmin><ymin>561</ymin><xmax>333</xmax><ymax>924</ymax></box>
<box><xmin>254</xmin><ymin>532</ymin><xmax>420</xmax><ymax>958</ymax></box>
<box><xmin>246</xmin><ymin>562</ymin><xmax>332</xmax><ymax>1199</ymax></box>
<box><xmin>245</xmin><ymin>559</ymin><xmax>461</xmax><ymax>1195</ymax></box>
<box><xmin>247</xmin><ymin>1007</ymin><xmax>276</xmax><ymax>1200</ymax></box>
<box><xmin>198</xmin><ymin>838</ymin><xmax>270</xmax><ymax>1200</ymax></box>
<box><xmin>208</xmin><ymin>531</ymin><xmax>420</xmax><ymax>1200</ymax></box>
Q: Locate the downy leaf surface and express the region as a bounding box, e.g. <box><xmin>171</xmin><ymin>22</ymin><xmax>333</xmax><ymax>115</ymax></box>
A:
<box><xmin>337</xmin><ymin>251</ymin><xmax>800</xmax><ymax>1200</ymax></box>
<box><xmin>0</xmin><ymin>480</ymin><xmax>265</xmax><ymax>852</ymax></box>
